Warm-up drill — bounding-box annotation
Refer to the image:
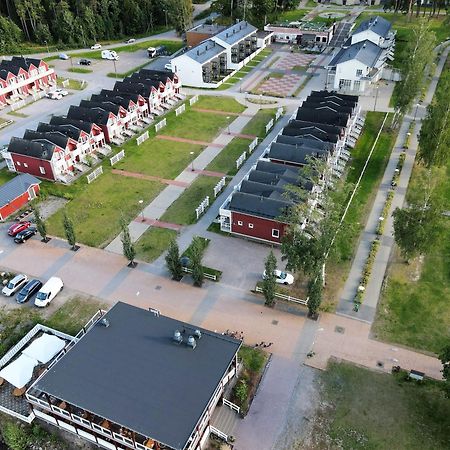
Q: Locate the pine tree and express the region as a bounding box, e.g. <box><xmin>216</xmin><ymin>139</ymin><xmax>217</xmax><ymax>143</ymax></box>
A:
<box><xmin>120</xmin><ymin>218</ymin><xmax>136</xmax><ymax>267</ymax></box>
<box><xmin>63</xmin><ymin>211</ymin><xmax>76</xmax><ymax>250</ymax></box>
<box><xmin>165</xmin><ymin>239</ymin><xmax>183</xmax><ymax>280</ymax></box>
<box><xmin>262</xmin><ymin>251</ymin><xmax>277</xmax><ymax>307</ymax></box>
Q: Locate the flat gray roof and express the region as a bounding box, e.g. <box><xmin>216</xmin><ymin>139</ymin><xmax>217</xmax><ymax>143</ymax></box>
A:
<box><xmin>34</xmin><ymin>302</ymin><xmax>241</xmax><ymax>450</ymax></box>
<box><xmin>329</xmin><ymin>40</ymin><xmax>382</xmax><ymax>68</ymax></box>
<box><xmin>214</xmin><ymin>21</ymin><xmax>257</xmax><ymax>45</ymax></box>
<box><xmin>188</xmin><ymin>23</ymin><xmax>226</xmax><ymax>35</ymax></box>
<box><xmin>183</xmin><ymin>39</ymin><xmax>227</xmax><ymax>64</ymax></box>
<box><xmin>353</xmin><ymin>15</ymin><xmax>392</xmax><ymax>38</ymax></box>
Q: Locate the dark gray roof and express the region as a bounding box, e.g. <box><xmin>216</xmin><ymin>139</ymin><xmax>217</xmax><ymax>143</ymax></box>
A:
<box><xmin>268</xmin><ymin>142</ymin><xmax>327</xmax><ymax>166</ymax></box>
<box><xmin>329</xmin><ymin>40</ymin><xmax>382</xmax><ymax>67</ymax></box>
<box><xmin>229</xmin><ymin>191</ymin><xmax>291</xmax><ymax>220</ymax></box>
<box><xmin>90</xmin><ymin>94</ymin><xmax>132</xmax><ymax>110</ymax></box>
<box><xmin>352</xmin><ymin>16</ymin><xmax>392</xmax><ymax>38</ymax></box>
<box><xmin>188</xmin><ymin>23</ymin><xmax>226</xmax><ymax>35</ymax></box>
<box><xmin>79</xmin><ymin>100</ymin><xmax>122</xmax><ymax>116</ymax></box>
<box><xmin>50</xmin><ymin>116</ymin><xmax>95</xmax><ymax>134</ymax></box>
<box><xmin>286</xmin><ymin>119</ymin><xmax>343</xmax><ymax>136</ymax></box>
<box><xmin>8</xmin><ymin>137</ymin><xmax>55</xmax><ymax>160</ymax></box>
<box><xmin>114</xmin><ymin>80</ymin><xmax>153</xmax><ymax>97</ymax></box>
<box><xmin>182</xmin><ymin>39</ymin><xmax>227</xmax><ymax>64</ymax></box>
<box><xmin>37</xmin><ymin>123</ymin><xmax>83</xmax><ymax>140</ymax></box>
<box><xmin>23</xmin><ymin>130</ymin><xmax>69</xmax><ymax>149</ymax></box>
<box><xmin>0</xmin><ymin>173</ymin><xmax>41</xmax><ymax>208</ymax></box>
<box><xmin>213</xmin><ymin>21</ymin><xmax>257</xmax><ymax>45</ymax></box>
<box><xmin>302</xmin><ymin>99</ymin><xmax>355</xmax><ymax>115</ymax></box>
<box><xmin>240</xmin><ymin>179</ymin><xmax>286</xmax><ymax>201</ymax></box>
<box><xmin>282</xmin><ymin>126</ymin><xmax>339</xmax><ymax>144</ymax></box>
<box><xmin>138</xmin><ymin>69</ymin><xmax>176</xmax><ymax>83</ymax></box>
<box><xmin>34</xmin><ymin>302</ymin><xmax>241</xmax><ymax>450</ymax></box>
<box><xmin>67</xmin><ymin>106</ymin><xmax>112</xmax><ymax>126</ymax></box>
<box><xmin>127</xmin><ymin>74</ymin><xmax>163</xmax><ymax>89</ymax></box>
<box><xmin>296</xmin><ymin>107</ymin><xmax>349</xmax><ymax>127</ymax></box>
<box><xmin>276</xmin><ymin>135</ymin><xmax>334</xmax><ymax>152</ymax></box>
<box><xmin>309</xmin><ymin>90</ymin><xmax>359</xmax><ymax>103</ymax></box>
<box><xmin>255</xmin><ymin>160</ymin><xmax>300</xmax><ymax>178</ymax></box>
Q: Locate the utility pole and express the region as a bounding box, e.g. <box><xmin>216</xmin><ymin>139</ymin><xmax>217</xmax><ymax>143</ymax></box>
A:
<box><xmin>113</xmin><ymin>60</ymin><xmax>117</xmax><ymax>78</ymax></box>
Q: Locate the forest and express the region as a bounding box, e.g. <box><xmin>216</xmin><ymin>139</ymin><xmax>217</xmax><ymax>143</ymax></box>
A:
<box><xmin>0</xmin><ymin>0</ymin><xmax>193</xmax><ymax>53</ymax></box>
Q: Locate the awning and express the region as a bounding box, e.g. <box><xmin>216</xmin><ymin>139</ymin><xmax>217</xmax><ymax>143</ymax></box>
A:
<box><xmin>22</xmin><ymin>333</ymin><xmax>66</xmax><ymax>364</ymax></box>
<box><xmin>0</xmin><ymin>354</ymin><xmax>38</xmax><ymax>389</ymax></box>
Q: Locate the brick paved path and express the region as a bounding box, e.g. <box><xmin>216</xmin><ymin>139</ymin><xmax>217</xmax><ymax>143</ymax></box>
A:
<box><xmin>192</xmin><ymin>108</ymin><xmax>253</xmax><ymax>118</ymax></box>
<box><xmin>156</xmin><ymin>134</ymin><xmax>225</xmax><ymax>148</ymax></box>
<box><xmin>112</xmin><ymin>169</ymin><xmax>189</xmax><ymax>187</ymax></box>
<box><xmin>192</xmin><ymin>169</ymin><xmax>226</xmax><ymax>178</ymax></box>
<box><xmin>133</xmin><ymin>217</ymin><xmax>183</xmax><ymax>231</ymax></box>
<box><xmin>256</xmin><ymin>73</ymin><xmax>303</xmax><ymax>97</ymax></box>
<box><xmin>272</xmin><ymin>53</ymin><xmax>316</xmax><ymax>71</ymax></box>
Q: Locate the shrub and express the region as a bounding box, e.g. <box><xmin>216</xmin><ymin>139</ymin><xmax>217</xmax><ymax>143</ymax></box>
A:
<box><xmin>2</xmin><ymin>422</ymin><xmax>29</xmax><ymax>450</ymax></box>
<box><xmin>234</xmin><ymin>379</ymin><xmax>248</xmax><ymax>405</ymax></box>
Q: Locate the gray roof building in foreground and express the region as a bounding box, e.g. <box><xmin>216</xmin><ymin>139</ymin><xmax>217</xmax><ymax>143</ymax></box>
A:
<box><xmin>328</xmin><ymin>40</ymin><xmax>382</xmax><ymax>68</ymax></box>
<box><xmin>352</xmin><ymin>16</ymin><xmax>392</xmax><ymax>38</ymax></box>
<box><xmin>0</xmin><ymin>173</ymin><xmax>41</xmax><ymax>209</ymax></box>
<box><xmin>183</xmin><ymin>39</ymin><xmax>227</xmax><ymax>64</ymax></box>
<box><xmin>33</xmin><ymin>302</ymin><xmax>241</xmax><ymax>450</ymax></box>
<box><xmin>213</xmin><ymin>21</ymin><xmax>257</xmax><ymax>46</ymax></box>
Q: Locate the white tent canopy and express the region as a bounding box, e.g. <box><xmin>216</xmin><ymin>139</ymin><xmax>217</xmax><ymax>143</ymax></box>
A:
<box><xmin>22</xmin><ymin>333</ymin><xmax>65</xmax><ymax>364</ymax></box>
<box><xmin>0</xmin><ymin>354</ymin><xmax>38</xmax><ymax>389</ymax></box>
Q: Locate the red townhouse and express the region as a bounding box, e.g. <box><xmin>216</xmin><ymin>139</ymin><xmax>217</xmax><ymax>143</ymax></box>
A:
<box><xmin>0</xmin><ymin>57</ymin><xmax>56</xmax><ymax>108</ymax></box>
<box><xmin>0</xmin><ymin>173</ymin><xmax>41</xmax><ymax>220</ymax></box>
<box><xmin>91</xmin><ymin>94</ymin><xmax>141</xmax><ymax>130</ymax></box>
<box><xmin>114</xmin><ymin>80</ymin><xmax>163</xmax><ymax>116</ymax></box>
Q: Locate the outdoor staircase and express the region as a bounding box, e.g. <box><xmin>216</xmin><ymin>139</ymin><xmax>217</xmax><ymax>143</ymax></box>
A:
<box><xmin>211</xmin><ymin>403</ymin><xmax>240</xmax><ymax>441</ymax></box>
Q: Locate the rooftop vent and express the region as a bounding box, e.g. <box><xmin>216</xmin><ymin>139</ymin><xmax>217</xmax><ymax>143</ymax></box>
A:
<box><xmin>187</xmin><ymin>335</ymin><xmax>197</xmax><ymax>349</ymax></box>
<box><xmin>100</xmin><ymin>318</ymin><xmax>110</xmax><ymax>328</ymax></box>
<box><xmin>173</xmin><ymin>330</ymin><xmax>183</xmax><ymax>344</ymax></box>
<box><xmin>194</xmin><ymin>329</ymin><xmax>202</xmax><ymax>339</ymax></box>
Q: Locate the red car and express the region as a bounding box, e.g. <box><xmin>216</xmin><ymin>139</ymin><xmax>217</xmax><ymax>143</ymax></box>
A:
<box><xmin>8</xmin><ymin>221</ymin><xmax>32</xmax><ymax>237</ymax></box>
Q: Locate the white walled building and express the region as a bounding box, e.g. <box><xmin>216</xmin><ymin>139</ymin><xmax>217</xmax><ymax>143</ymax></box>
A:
<box><xmin>350</xmin><ymin>16</ymin><xmax>395</xmax><ymax>48</ymax></box>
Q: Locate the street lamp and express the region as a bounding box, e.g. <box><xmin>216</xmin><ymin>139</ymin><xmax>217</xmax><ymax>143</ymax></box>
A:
<box><xmin>163</xmin><ymin>9</ymin><xmax>168</xmax><ymax>28</ymax></box>
<box><xmin>138</xmin><ymin>199</ymin><xmax>145</xmax><ymax>221</ymax></box>
<box><xmin>44</xmin><ymin>40</ymin><xmax>49</xmax><ymax>54</ymax></box>
<box><xmin>226</xmin><ymin>116</ymin><xmax>231</xmax><ymax>134</ymax></box>
<box><xmin>190</xmin><ymin>151</ymin><xmax>195</xmax><ymax>171</ymax></box>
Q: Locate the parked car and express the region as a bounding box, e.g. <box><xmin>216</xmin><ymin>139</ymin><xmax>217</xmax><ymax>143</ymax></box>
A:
<box><xmin>46</xmin><ymin>91</ymin><xmax>62</xmax><ymax>100</ymax></box>
<box><xmin>55</xmin><ymin>88</ymin><xmax>69</xmax><ymax>97</ymax></box>
<box><xmin>8</xmin><ymin>221</ymin><xmax>32</xmax><ymax>237</ymax></box>
<box><xmin>79</xmin><ymin>59</ymin><xmax>91</xmax><ymax>66</ymax></box>
<box><xmin>91</xmin><ymin>43</ymin><xmax>102</xmax><ymax>50</ymax></box>
<box><xmin>14</xmin><ymin>227</ymin><xmax>37</xmax><ymax>243</ymax></box>
<box><xmin>147</xmin><ymin>45</ymin><xmax>167</xmax><ymax>58</ymax></box>
<box><xmin>101</xmin><ymin>50</ymin><xmax>119</xmax><ymax>60</ymax></box>
<box><xmin>125</xmin><ymin>38</ymin><xmax>136</xmax><ymax>44</ymax></box>
<box><xmin>59</xmin><ymin>53</ymin><xmax>69</xmax><ymax>60</ymax></box>
<box><xmin>34</xmin><ymin>277</ymin><xmax>64</xmax><ymax>307</ymax></box>
<box><xmin>164</xmin><ymin>62</ymin><xmax>173</xmax><ymax>71</ymax></box>
<box><xmin>16</xmin><ymin>279</ymin><xmax>43</xmax><ymax>304</ymax></box>
<box><xmin>2</xmin><ymin>274</ymin><xmax>28</xmax><ymax>296</ymax></box>
<box><xmin>262</xmin><ymin>270</ymin><xmax>294</xmax><ymax>285</ymax></box>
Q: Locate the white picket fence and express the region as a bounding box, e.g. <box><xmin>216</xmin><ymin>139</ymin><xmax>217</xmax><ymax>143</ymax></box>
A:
<box><xmin>0</xmin><ymin>119</ymin><xmax>13</xmax><ymax>130</ymax></box>
<box><xmin>11</xmin><ymin>100</ymin><xmax>26</xmax><ymax>111</ymax></box>
<box><xmin>175</xmin><ymin>104</ymin><xmax>186</xmax><ymax>116</ymax></box>
<box><xmin>110</xmin><ymin>149</ymin><xmax>125</xmax><ymax>166</ymax></box>
<box><xmin>265</xmin><ymin>118</ymin><xmax>274</xmax><ymax>134</ymax></box>
<box><xmin>189</xmin><ymin>95</ymin><xmax>199</xmax><ymax>106</ymax></box>
<box><xmin>155</xmin><ymin>118</ymin><xmax>167</xmax><ymax>133</ymax></box>
<box><xmin>182</xmin><ymin>266</ymin><xmax>217</xmax><ymax>281</ymax></box>
<box><xmin>61</xmin><ymin>79</ymin><xmax>69</xmax><ymax>87</ymax></box>
<box><xmin>255</xmin><ymin>285</ymin><xmax>308</xmax><ymax>305</ymax></box>
<box><xmin>213</xmin><ymin>176</ymin><xmax>226</xmax><ymax>197</ymax></box>
<box><xmin>275</xmin><ymin>107</ymin><xmax>283</xmax><ymax>121</ymax></box>
<box><xmin>136</xmin><ymin>131</ymin><xmax>149</xmax><ymax>146</ymax></box>
<box><xmin>236</xmin><ymin>151</ymin><xmax>247</xmax><ymax>169</ymax></box>
<box><xmin>86</xmin><ymin>166</ymin><xmax>103</xmax><ymax>184</ymax></box>
<box><xmin>248</xmin><ymin>137</ymin><xmax>258</xmax><ymax>153</ymax></box>
<box><xmin>195</xmin><ymin>196</ymin><xmax>210</xmax><ymax>220</ymax></box>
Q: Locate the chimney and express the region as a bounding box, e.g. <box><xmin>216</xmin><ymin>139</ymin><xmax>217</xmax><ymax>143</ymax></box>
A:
<box><xmin>173</xmin><ymin>330</ymin><xmax>183</xmax><ymax>344</ymax></box>
<box><xmin>187</xmin><ymin>336</ymin><xmax>197</xmax><ymax>349</ymax></box>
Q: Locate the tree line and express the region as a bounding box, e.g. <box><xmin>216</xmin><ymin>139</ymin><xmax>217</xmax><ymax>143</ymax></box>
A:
<box><xmin>0</xmin><ymin>0</ymin><xmax>193</xmax><ymax>54</ymax></box>
<box><xmin>383</xmin><ymin>0</ymin><xmax>448</xmax><ymax>17</ymax></box>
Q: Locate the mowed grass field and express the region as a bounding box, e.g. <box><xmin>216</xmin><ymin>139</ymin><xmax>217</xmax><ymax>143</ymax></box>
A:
<box><xmin>135</xmin><ymin>227</ymin><xmax>178</xmax><ymax>263</ymax></box>
<box><xmin>206</xmin><ymin>138</ymin><xmax>252</xmax><ymax>175</ymax></box>
<box><xmin>303</xmin><ymin>361</ymin><xmax>450</xmax><ymax>450</ymax></box>
<box><xmin>241</xmin><ymin>108</ymin><xmax>277</xmax><ymax>138</ymax></box>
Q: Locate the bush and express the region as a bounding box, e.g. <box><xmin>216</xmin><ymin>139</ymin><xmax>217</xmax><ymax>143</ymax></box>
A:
<box><xmin>2</xmin><ymin>422</ymin><xmax>29</xmax><ymax>450</ymax></box>
<box><xmin>234</xmin><ymin>379</ymin><xmax>248</xmax><ymax>405</ymax></box>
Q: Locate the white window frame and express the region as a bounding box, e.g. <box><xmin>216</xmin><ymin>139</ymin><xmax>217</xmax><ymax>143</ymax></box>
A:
<box><xmin>356</xmin><ymin>69</ymin><xmax>363</xmax><ymax>76</ymax></box>
<box><xmin>272</xmin><ymin>229</ymin><xmax>280</xmax><ymax>238</ymax></box>
<box><xmin>23</xmin><ymin>162</ymin><xmax>28</xmax><ymax>168</ymax></box>
<box><xmin>237</xmin><ymin>220</ymin><xmax>243</xmax><ymax>226</ymax></box>
<box><xmin>248</xmin><ymin>223</ymin><xmax>254</xmax><ymax>229</ymax></box>
<box><xmin>39</xmin><ymin>166</ymin><xmax>46</xmax><ymax>174</ymax></box>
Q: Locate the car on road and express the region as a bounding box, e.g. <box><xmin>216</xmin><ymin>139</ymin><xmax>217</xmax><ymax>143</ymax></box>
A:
<box><xmin>79</xmin><ymin>59</ymin><xmax>91</xmax><ymax>66</ymax></box>
<box><xmin>34</xmin><ymin>277</ymin><xmax>64</xmax><ymax>307</ymax></box>
<box><xmin>91</xmin><ymin>43</ymin><xmax>102</xmax><ymax>50</ymax></box>
<box><xmin>2</xmin><ymin>274</ymin><xmax>28</xmax><ymax>296</ymax></box>
<box><xmin>262</xmin><ymin>270</ymin><xmax>295</xmax><ymax>285</ymax></box>
<box><xmin>55</xmin><ymin>88</ymin><xmax>69</xmax><ymax>97</ymax></box>
<box><xmin>164</xmin><ymin>62</ymin><xmax>173</xmax><ymax>71</ymax></box>
<box><xmin>46</xmin><ymin>91</ymin><xmax>62</xmax><ymax>100</ymax></box>
<box><xmin>59</xmin><ymin>53</ymin><xmax>69</xmax><ymax>60</ymax></box>
<box><xmin>101</xmin><ymin>50</ymin><xmax>119</xmax><ymax>60</ymax></box>
<box><xmin>14</xmin><ymin>227</ymin><xmax>37</xmax><ymax>243</ymax></box>
<box><xmin>8</xmin><ymin>221</ymin><xmax>32</xmax><ymax>236</ymax></box>
<box><xmin>125</xmin><ymin>38</ymin><xmax>136</xmax><ymax>44</ymax></box>
<box><xmin>16</xmin><ymin>279</ymin><xmax>43</xmax><ymax>304</ymax></box>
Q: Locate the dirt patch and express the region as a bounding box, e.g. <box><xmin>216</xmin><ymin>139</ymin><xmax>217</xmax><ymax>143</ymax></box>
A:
<box><xmin>38</xmin><ymin>196</ymin><xmax>68</xmax><ymax>220</ymax></box>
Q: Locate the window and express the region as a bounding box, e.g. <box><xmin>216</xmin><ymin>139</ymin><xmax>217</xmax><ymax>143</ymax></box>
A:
<box><xmin>356</xmin><ymin>69</ymin><xmax>363</xmax><ymax>76</ymax></box>
<box><xmin>16</xmin><ymin>161</ymin><xmax>21</xmax><ymax>166</ymax></box>
<box><xmin>248</xmin><ymin>223</ymin><xmax>254</xmax><ymax>229</ymax></box>
<box><xmin>354</xmin><ymin>80</ymin><xmax>361</xmax><ymax>92</ymax></box>
<box><xmin>39</xmin><ymin>166</ymin><xmax>46</xmax><ymax>174</ymax></box>
<box><xmin>237</xmin><ymin>221</ymin><xmax>243</xmax><ymax>226</ymax></box>
<box><xmin>339</xmin><ymin>79</ymin><xmax>352</xmax><ymax>90</ymax></box>
<box><xmin>23</xmin><ymin>162</ymin><xmax>28</xmax><ymax>168</ymax></box>
<box><xmin>272</xmin><ymin>229</ymin><xmax>280</xmax><ymax>238</ymax></box>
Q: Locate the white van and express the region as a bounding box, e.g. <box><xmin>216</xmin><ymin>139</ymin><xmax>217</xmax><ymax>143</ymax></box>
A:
<box><xmin>101</xmin><ymin>50</ymin><xmax>119</xmax><ymax>60</ymax></box>
<box><xmin>34</xmin><ymin>277</ymin><xmax>64</xmax><ymax>307</ymax></box>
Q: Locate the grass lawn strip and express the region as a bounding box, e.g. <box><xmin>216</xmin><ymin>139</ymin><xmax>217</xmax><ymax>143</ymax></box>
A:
<box><xmin>306</xmin><ymin>361</ymin><xmax>450</xmax><ymax>450</ymax></box>
<box><xmin>135</xmin><ymin>227</ymin><xmax>178</xmax><ymax>263</ymax></box>
<box><xmin>194</xmin><ymin>95</ymin><xmax>246</xmax><ymax>113</ymax></box>
<box><xmin>57</xmin><ymin>78</ymin><xmax>86</xmax><ymax>90</ymax></box>
<box><xmin>68</xmin><ymin>67</ymin><xmax>92</xmax><ymax>74</ymax></box>
<box><xmin>206</xmin><ymin>138</ymin><xmax>252</xmax><ymax>175</ymax></box>
<box><xmin>241</xmin><ymin>108</ymin><xmax>277</xmax><ymax>138</ymax></box>
<box><xmin>106</xmin><ymin>61</ymin><xmax>154</xmax><ymax>79</ymax></box>
<box><xmin>46</xmin><ymin>171</ymin><xmax>164</xmax><ymax>248</ymax></box>
<box><xmin>161</xmin><ymin>175</ymin><xmax>220</xmax><ymax>225</ymax></box>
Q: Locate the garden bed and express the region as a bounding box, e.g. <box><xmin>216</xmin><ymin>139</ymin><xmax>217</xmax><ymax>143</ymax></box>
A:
<box><xmin>182</xmin><ymin>237</ymin><xmax>222</xmax><ymax>281</ymax></box>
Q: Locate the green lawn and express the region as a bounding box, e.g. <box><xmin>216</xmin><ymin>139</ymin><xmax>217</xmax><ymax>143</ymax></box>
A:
<box><xmin>324</xmin><ymin>112</ymin><xmax>397</xmax><ymax>306</ymax></box>
<box><xmin>0</xmin><ymin>169</ymin><xmax>16</xmax><ymax>186</ymax></box>
<box><xmin>373</xmin><ymin>160</ymin><xmax>450</xmax><ymax>354</ymax></box>
<box><xmin>241</xmin><ymin>108</ymin><xmax>277</xmax><ymax>137</ymax></box>
<box><xmin>161</xmin><ymin>175</ymin><xmax>220</xmax><ymax>225</ymax></box>
<box><xmin>116</xmin><ymin>139</ymin><xmax>204</xmax><ymax>179</ymax></box>
<box><xmin>206</xmin><ymin>138</ymin><xmax>252</xmax><ymax>175</ymax></box>
<box><xmin>57</xmin><ymin>78</ymin><xmax>86</xmax><ymax>90</ymax></box>
<box><xmin>68</xmin><ymin>67</ymin><xmax>92</xmax><ymax>74</ymax></box>
<box><xmin>304</xmin><ymin>361</ymin><xmax>450</xmax><ymax>450</ymax></box>
<box><xmin>70</xmin><ymin>39</ymin><xmax>183</xmax><ymax>59</ymax></box>
<box><xmin>194</xmin><ymin>95</ymin><xmax>246</xmax><ymax>113</ymax></box>
<box><xmin>135</xmin><ymin>227</ymin><xmax>178</xmax><ymax>263</ymax></box>
<box><xmin>46</xmin><ymin>172</ymin><xmax>163</xmax><ymax>247</ymax></box>
<box><xmin>106</xmin><ymin>61</ymin><xmax>153</xmax><ymax>79</ymax></box>
<box><xmin>275</xmin><ymin>9</ymin><xmax>309</xmax><ymax>23</ymax></box>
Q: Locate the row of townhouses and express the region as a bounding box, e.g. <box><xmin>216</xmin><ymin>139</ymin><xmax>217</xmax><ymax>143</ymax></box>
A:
<box><xmin>327</xmin><ymin>16</ymin><xmax>396</xmax><ymax>93</ymax></box>
<box><xmin>172</xmin><ymin>21</ymin><xmax>272</xmax><ymax>88</ymax></box>
<box><xmin>2</xmin><ymin>70</ymin><xmax>182</xmax><ymax>183</ymax></box>
<box><xmin>0</xmin><ymin>57</ymin><xmax>56</xmax><ymax>109</ymax></box>
<box><xmin>219</xmin><ymin>90</ymin><xmax>364</xmax><ymax>244</ymax></box>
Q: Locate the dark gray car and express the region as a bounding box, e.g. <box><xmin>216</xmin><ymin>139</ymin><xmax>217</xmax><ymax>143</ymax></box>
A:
<box><xmin>16</xmin><ymin>279</ymin><xmax>43</xmax><ymax>303</ymax></box>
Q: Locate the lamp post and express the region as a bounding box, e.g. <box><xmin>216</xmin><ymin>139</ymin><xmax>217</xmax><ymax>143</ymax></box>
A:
<box><xmin>163</xmin><ymin>9</ymin><xmax>168</xmax><ymax>28</ymax></box>
<box><xmin>373</xmin><ymin>84</ymin><xmax>379</xmax><ymax>112</ymax></box>
<box><xmin>44</xmin><ymin>40</ymin><xmax>49</xmax><ymax>54</ymax></box>
<box><xmin>139</xmin><ymin>199</ymin><xmax>145</xmax><ymax>221</ymax></box>
<box><xmin>226</xmin><ymin>116</ymin><xmax>231</xmax><ymax>134</ymax></box>
<box><xmin>190</xmin><ymin>151</ymin><xmax>195</xmax><ymax>171</ymax></box>
<box><xmin>113</xmin><ymin>59</ymin><xmax>117</xmax><ymax>78</ymax></box>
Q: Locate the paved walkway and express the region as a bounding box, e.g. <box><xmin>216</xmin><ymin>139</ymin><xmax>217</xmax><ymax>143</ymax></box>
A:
<box><xmin>111</xmin><ymin>169</ymin><xmax>189</xmax><ymax>187</ymax></box>
<box><xmin>155</xmin><ymin>135</ymin><xmax>225</xmax><ymax>147</ymax></box>
<box><xmin>336</xmin><ymin>44</ymin><xmax>450</xmax><ymax>322</ymax></box>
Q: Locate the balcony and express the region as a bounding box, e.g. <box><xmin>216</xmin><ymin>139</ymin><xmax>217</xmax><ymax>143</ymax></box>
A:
<box><xmin>0</xmin><ymin>69</ymin><xmax>55</xmax><ymax>96</ymax></box>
